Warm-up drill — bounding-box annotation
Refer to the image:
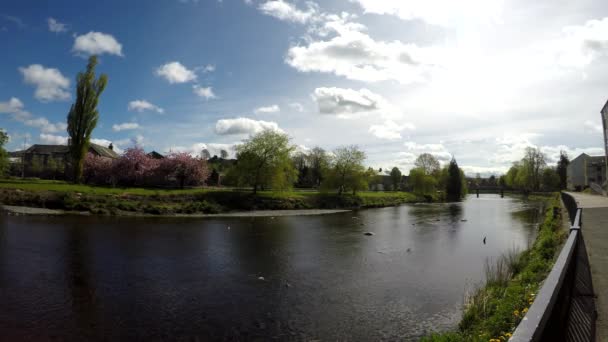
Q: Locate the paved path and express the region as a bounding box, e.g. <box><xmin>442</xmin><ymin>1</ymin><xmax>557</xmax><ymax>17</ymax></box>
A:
<box><xmin>566</xmin><ymin>192</ymin><xmax>608</xmax><ymax>341</ymax></box>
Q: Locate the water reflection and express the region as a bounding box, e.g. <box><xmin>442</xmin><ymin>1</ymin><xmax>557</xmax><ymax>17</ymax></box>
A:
<box><xmin>0</xmin><ymin>194</ymin><xmax>543</xmax><ymax>341</ymax></box>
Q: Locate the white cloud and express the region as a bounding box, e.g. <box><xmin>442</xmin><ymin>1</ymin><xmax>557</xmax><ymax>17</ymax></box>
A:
<box><xmin>40</xmin><ymin>133</ymin><xmax>68</xmax><ymax>145</ymax></box>
<box><xmin>312</xmin><ymin>87</ymin><xmax>386</xmax><ymax>114</ymax></box>
<box><xmin>73</xmin><ymin>31</ymin><xmax>123</xmax><ymax>56</ymax></box>
<box><xmin>112</xmin><ymin>122</ymin><xmax>140</xmax><ymax>132</ymax></box>
<box><xmin>215</xmin><ymin>117</ymin><xmax>283</xmax><ymax>135</ymax></box>
<box><xmin>168</xmin><ymin>142</ymin><xmax>236</xmax><ymax>157</ymax></box>
<box><xmin>289</xmin><ymin>102</ymin><xmax>304</xmax><ymax>112</ymax></box>
<box><xmin>403</xmin><ymin>141</ymin><xmax>452</xmax><ymax>162</ymax></box>
<box><xmin>254</xmin><ymin>104</ymin><xmax>280</xmax><ymax>114</ymax></box>
<box><xmin>193</xmin><ymin>85</ymin><xmax>216</xmax><ymax>99</ymax></box>
<box><xmin>555</xmin><ymin>17</ymin><xmax>608</xmax><ymax>68</ymax></box>
<box><xmin>128</xmin><ymin>100</ymin><xmax>164</xmax><ymax>113</ymax></box>
<box><xmin>47</xmin><ymin>17</ymin><xmax>67</xmax><ymax>33</ymax></box>
<box><xmin>258</xmin><ymin>0</ymin><xmax>318</xmax><ymax>24</ymax></box>
<box><xmin>156</xmin><ymin>61</ymin><xmax>197</xmax><ymax>84</ymax></box>
<box><xmin>0</xmin><ymin>97</ymin><xmax>25</xmax><ymax>114</ymax></box>
<box><xmin>202</xmin><ymin>64</ymin><xmax>215</xmax><ymax>73</ymax></box>
<box><xmin>351</xmin><ymin>0</ymin><xmax>504</xmax><ymax>27</ymax></box>
<box><xmin>19</xmin><ymin>64</ymin><xmax>70</xmax><ymax>102</ymax></box>
<box><xmin>286</xmin><ymin>19</ymin><xmax>443</xmax><ymax>83</ymax></box>
<box><xmin>0</xmin><ymin>97</ymin><xmax>66</xmax><ymax>133</ymax></box>
<box><xmin>369</xmin><ymin>120</ymin><xmax>414</xmax><ymax>140</ymax></box>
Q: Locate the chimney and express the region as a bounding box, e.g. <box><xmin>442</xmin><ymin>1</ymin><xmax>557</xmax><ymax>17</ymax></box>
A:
<box><xmin>109</xmin><ymin>143</ymin><xmax>114</xmax><ymax>151</ymax></box>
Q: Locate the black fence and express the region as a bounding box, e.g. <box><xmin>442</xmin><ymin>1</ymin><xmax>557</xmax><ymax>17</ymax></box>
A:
<box><xmin>511</xmin><ymin>192</ymin><xmax>596</xmax><ymax>341</ymax></box>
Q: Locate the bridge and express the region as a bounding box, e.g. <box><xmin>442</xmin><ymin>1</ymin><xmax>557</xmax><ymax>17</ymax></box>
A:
<box><xmin>512</xmin><ymin>192</ymin><xmax>607</xmax><ymax>341</ymax></box>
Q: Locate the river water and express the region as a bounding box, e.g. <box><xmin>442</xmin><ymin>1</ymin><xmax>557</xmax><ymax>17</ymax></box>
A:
<box><xmin>0</xmin><ymin>194</ymin><xmax>543</xmax><ymax>341</ymax></box>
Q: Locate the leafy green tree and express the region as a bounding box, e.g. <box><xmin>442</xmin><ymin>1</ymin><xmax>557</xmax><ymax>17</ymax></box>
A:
<box><xmin>0</xmin><ymin>129</ymin><xmax>9</xmax><ymax>178</ymax></box>
<box><xmin>67</xmin><ymin>55</ymin><xmax>108</xmax><ymax>183</ymax></box>
<box><xmin>390</xmin><ymin>167</ymin><xmax>402</xmax><ymax>191</ymax></box>
<box><xmin>446</xmin><ymin>158</ymin><xmax>464</xmax><ymax>200</ymax></box>
<box><xmin>505</xmin><ymin>163</ymin><xmax>520</xmax><ymax>189</ymax></box>
<box><xmin>308</xmin><ymin>147</ymin><xmax>330</xmax><ymax>187</ymax></box>
<box><xmin>541</xmin><ymin>167</ymin><xmax>560</xmax><ymax>191</ymax></box>
<box><xmin>414</xmin><ymin>153</ymin><xmax>440</xmax><ymax>175</ymax></box>
<box><xmin>409</xmin><ymin>167</ymin><xmax>437</xmax><ymax>196</ymax></box>
<box><xmin>556</xmin><ymin>150</ymin><xmax>569</xmax><ymax>190</ymax></box>
<box><xmin>323</xmin><ymin>145</ymin><xmax>368</xmax><ymax>195</ymax></box>
<box><xmin>234</xmin><ymin>129</ymin><xmax>297</xmax><ymax>193</ymax></box>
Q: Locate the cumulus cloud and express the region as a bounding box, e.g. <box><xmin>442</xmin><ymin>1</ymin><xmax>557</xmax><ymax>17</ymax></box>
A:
<box><xmin>40</xmin><ymin>133</ymin><xmax>68</xmax><ymax>145</ymax></box>
<box><xmin>73</xmin><ymin>31</ymin><xmax>123</xmax><ymax>56</ymax></box>
<box><xmin>47</xmin><ymin>17</ymin><xmax>67</xmax><ymax>33</ymax></box>
<box><xmin>0</xmin><ymin>97</ymin><xmax>66</xmax><ymax>133</ymax></box>
<box><xmin>168</xmin><ymin>142</ymin><xmax>236</xmax><ymax>158</ymax></box>
<box><xmin>369</xmin><ymin>120</ymin><xmax>414</xmax><ymax>140</ymax></box>
<box><xmin>0</xmin><ymin>97</ymin><xmax>25</xmax><ymax>114</ymax></box>
<box><xmin>128</xmin><ymin>100</ymin><xmax>164</xmax><ymax>113</ymax></box>
<box><xmin>556</xmin><ymin>17</ymin><xmax>608</xmax><ymax>68</ymax></box>
<box><xmin>156</xmin><ymin>62</ymin><xmax>197</xmax><ymax>84</ymax></box>
<box><xmin>19</xmin><ymin>64</ymin><xmax>70</xmax><ymax>102</ymax></box>
<box><xmin>312</xmin><ymin>87</ymin><xmax>386</xmax><ymax>114</ymax></box>
<box><xmin>403</xmin><ymin>141</ymin><xmax>452</xmax><ymax>162</ymax></box>
<box><xmin>351</xmin><ymin>0</ymin><xmax>503</xmax><ymax>27</ymax></box>
<box><xmin>193</xmin><ymin>85</ymin><xmax>216</xmax><ymax>99</ymax></box>
<box><xmin>112</xmin><ymin>122</ymin><xmax>140</xmax><ymax>132</ymax></box>
<box><xmin>254</xmin><ymin>104</ymin><xmax>280</xmax><ymax>114</ymax></box>
<box><xmin>286</xmin><ymin>15</ymin><xmax>443</xmax><ymax>84</ymax></box>
<box><xmin>215</xmin><ymin>117</ymin><xmax>283</xmax><ymax>135</ymax></box>
<box><xmin>258</xmin><ymin>0</ymin><xmax>318</xmax><ymax>24</ymax></box>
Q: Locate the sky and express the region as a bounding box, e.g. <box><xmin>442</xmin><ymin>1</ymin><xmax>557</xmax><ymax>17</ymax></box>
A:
<box><xmin>1</xmin><ymin>0</ymin><xmax>608</xmax><ymax>176</ymax></box>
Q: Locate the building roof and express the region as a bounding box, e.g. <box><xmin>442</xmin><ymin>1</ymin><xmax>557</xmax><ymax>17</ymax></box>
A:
<box><xmin>89</xmin><ymin>143</ymin><xmax>118</xmax><ymax>158</ymax></box>
<box><xmin>24</xmin><ymin>144</ymin><xmax>69</xmax><ymax>155</ymax></box>
<box><xmin>20</xmin><ymin>143</ymin><xmax>118</xmax><ymax>159</ymax></box>
<box><xmin>147</xmin><ymin>151</ymin><xmax>164</xmax><ymax>159</ymax></box>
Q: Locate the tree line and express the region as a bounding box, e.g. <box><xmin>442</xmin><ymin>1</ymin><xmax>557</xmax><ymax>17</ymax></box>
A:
<box><xmin>500</xmin><ymin>147</ymin><xmax>569</xmax><ymax>193</ymax></box>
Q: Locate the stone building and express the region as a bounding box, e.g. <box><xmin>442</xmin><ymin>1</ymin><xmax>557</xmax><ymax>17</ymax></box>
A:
<box><xmin>567</xmin><ymin>153</ymin><xmax>606</xmax><ymax>191</ymax></box>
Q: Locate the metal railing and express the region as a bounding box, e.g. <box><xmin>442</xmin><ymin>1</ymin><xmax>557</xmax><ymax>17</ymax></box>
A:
<box><xmin>511</xmin><ymin>192</ymin><xmax>595</xmax><ymax>341</ymax></box>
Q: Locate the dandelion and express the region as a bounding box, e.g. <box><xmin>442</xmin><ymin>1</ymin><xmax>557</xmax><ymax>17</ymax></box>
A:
<box><xmin>522</xmin><ymin>307</ymin><xmax>528</xmax><ymax>314</ymax></box>
<box><xmin>513</xmin><ymin>310</ymin><xmax>520</xmax><ymax>317</ymax></box>
<box><xmin>505</xmin><ymin>332</ymin><xmax>513</xmax><ymax>338</ymax></box>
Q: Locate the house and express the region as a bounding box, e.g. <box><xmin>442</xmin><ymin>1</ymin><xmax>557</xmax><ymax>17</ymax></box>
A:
<box><xmin>9</xmin><ymin>143</ymin><xmax>118</xmax><ymax>178</ymax></box>
<box><xmin>567</xmin><ymin>153</ymin><xmax>606</xmax><ymax>190</ymax></box>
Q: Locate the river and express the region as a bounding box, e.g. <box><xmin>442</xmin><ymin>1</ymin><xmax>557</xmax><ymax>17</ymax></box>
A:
<box><xmin>0</xmin><ymin>194</ymin><xmax>543</xmax><ymax>341</ymax></box>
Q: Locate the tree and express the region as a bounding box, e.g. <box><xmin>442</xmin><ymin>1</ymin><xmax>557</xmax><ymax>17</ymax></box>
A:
<box><xmin>541</xmin><ymin>167</ymin><xmax>560</xmax><ymax>191</ymax></box>
<box><xmin>521</xmin><ymin>147</ymin><xmax>546</xmax><ymax>191</ymax></box>
<box><xmin>234</xmin><ymin>129</ymin><xmax>297</xmax><ymax>194</ymax></box>
<box><xmin>160</xmin><ymin>152</ymin><xmax>210</xmax><ymax>189</ymax></box>
<box><xmin>308</xmin><ymin>147</ymin><xmax>330</xmax><ymax>187</ymax></box>
<box><xmin>0</xmin><ymin>129</ymin><xmax>8</xmax><ymax>178</ymax></box>
<box><xmin>414</xmin><ymin>153</ymin><xmax>440</xmax><ymax>175</ymax></box>
<box><xmin>67</xmin><ymin>55</ymin><xmax>108</xmax><ymax>183</ymax></box>
<box><xmin>408</xmin><ymin>167</ymin><xmax>437</xmax><ymax>196</ymax></box>
<box><xmin>29</xmin><ymin>155</ymin><xmax>43</xmax><ymax>176</ymax></box>
<box><xmin>323</xmin><ymin>145</ymin><xmax>368</xmax><ymax>195</ymax></box>
<box><xmin>201</xmin><ymin>149</ymin><xmax>211</xmax><ymax>160</ymax></box>
<box><xmin>389</xmin><ymin>167</ymin><xmax>402</xmax><ymax>191</ymax></box>
<box><xmin>446</xmin><ymin>158</ymin><xmax>464</xmax><ymax>200</ymax></box>
<box><xmin>556</xmin><ymin>150</ymin><xmax>569</xmax><ymax>190</ymax></box>
<box><xmin>220</xmin><ymin>149</ymin><xmax>229</xmax><ymax>159</ymax></box>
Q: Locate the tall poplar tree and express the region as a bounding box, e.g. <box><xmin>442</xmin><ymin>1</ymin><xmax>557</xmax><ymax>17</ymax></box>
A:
<box><xmin>67</xmin><ymin>55</ymin><xmax>107</xmax><ymax>183</ymax></box>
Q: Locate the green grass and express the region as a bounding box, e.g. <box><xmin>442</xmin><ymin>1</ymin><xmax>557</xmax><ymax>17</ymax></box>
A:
<box><xmin>422</xmin><ymin>194</ymin><xmax>566</xmax><ymax>342</ymax></box>
<box><xmin>0</xmin><ymin>179</ymin><xmax>426</xmax><ymax>214</ymax></box>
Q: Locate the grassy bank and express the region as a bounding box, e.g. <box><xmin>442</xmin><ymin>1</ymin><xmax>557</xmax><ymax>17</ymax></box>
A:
<box><xmin>0</xmin><ymin>179</ymin><xmax>424</xmax><ymax>215</ymax></box>
<box><xmin>422</xmin><ymin>194</ymin><xmax>566</xmax><ymax>342</ymax></box>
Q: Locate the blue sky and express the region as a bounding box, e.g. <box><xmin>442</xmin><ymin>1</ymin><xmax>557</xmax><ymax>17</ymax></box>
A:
<box><xmin>2</xmin><ymin>0</ymin><xmax>608</xmax><ymax>175</ymax></box>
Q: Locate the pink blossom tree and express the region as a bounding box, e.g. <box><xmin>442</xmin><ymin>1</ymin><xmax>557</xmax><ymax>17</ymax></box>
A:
<box><xmin>83</xmin><ymin>153</ymin><xmax>114</xmax><ymax>185</ymax></box>
<box><xmin>112</xmin><ymin>147</ymin><xmax>160</xmax><ymax>186</ymax></box>
<box><xmin>159</xmin><ymin>152</ymin><xmax>210</xmax><ymax>189</ymax></box>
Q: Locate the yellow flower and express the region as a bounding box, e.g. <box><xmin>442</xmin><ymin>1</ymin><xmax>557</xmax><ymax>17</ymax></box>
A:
<box><xmin>513</xmin><ymin>310</ymin><xmax>520</xmax><ymax>317</ymax></box>
<box><xmin>522</xmin><ymin>308</ymin><xmax>528</xmax><ymax>314</ymax></box>
<box><xmin>505</xmin><ymin>332</ymin><xmax>513</xmax><ymax>337</ymax></box>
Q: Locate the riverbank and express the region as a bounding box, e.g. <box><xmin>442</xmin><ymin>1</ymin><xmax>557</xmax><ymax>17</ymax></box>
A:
<box><xmin>422</xmin><ymin>193</ymin><xmax>566</xmax><ymax>341</ymax></box>
<box><xmin>0</xmin><ymin>179</ymin><xmax>429</xmax><ymax>216</ymax></box>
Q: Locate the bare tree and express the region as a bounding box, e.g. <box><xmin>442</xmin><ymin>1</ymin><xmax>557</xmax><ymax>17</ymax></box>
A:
<box><xmin>414</xmin><ymin>153</ymin><xmax>440</xmax><ymax>175</ymax></box>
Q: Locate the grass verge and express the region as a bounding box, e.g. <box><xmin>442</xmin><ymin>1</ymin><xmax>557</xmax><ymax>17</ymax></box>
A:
<box><xmin>0</xmin><ymin>179</ymin><xmax>426</xmax><ymax>215</ymax></box>
<box><xmin>422</xmin><ymin>193</ymin><xmax>567</xmax><ymax>342</ymax></box>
